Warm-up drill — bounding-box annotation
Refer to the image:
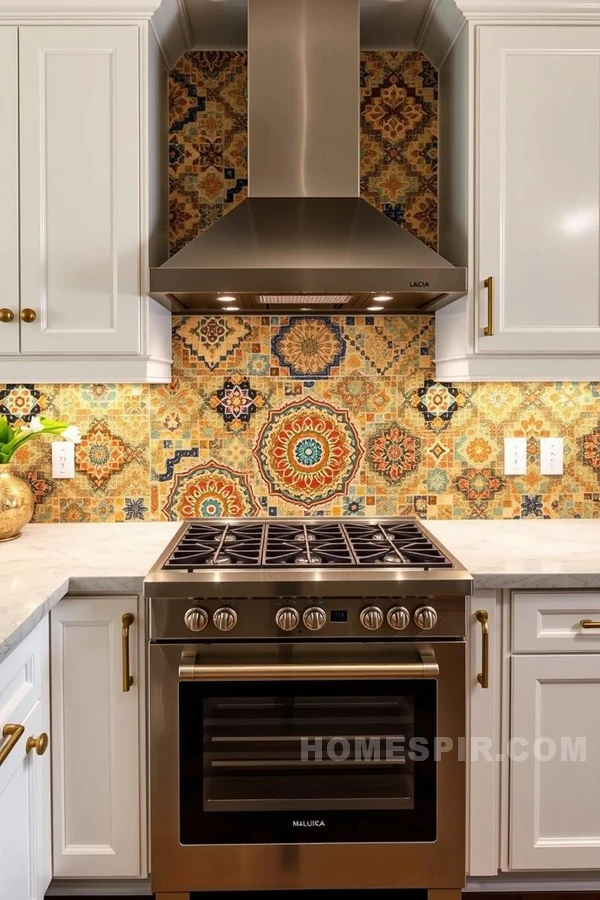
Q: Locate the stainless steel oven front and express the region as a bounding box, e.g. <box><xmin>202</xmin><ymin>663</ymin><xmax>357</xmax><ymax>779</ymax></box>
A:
<box><xmin>149</xmin><ymin>636</ymin><xmax>465</xmax><ymax>895</ymax></box>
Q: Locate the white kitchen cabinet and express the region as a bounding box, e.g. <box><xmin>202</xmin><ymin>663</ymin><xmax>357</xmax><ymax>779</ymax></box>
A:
<box><xmin>468</xmin><ymin>592</ymin><xmax>501</xmax><ymax>876</ymax></box>
<box><xmin>435</xmin><ymin>7</ymin><xmax>600</xmax><ymax>380</ymax></box>
<box><xmin>0</xmin><ymin>13</ymin><xmax>171</xmax><ymax>382</ymax></box>
<box><xmin>0</xmin><ymin>26</ymin><xmax>19</xmax><ymax>357</ymax></box>
<box><xmin>50</xmin><ymin>595</ymin><xmax>146</xmax><ymax>878</ymax></box>
<box><xmin>0</xmin><ymin>619</ymin><xmax>51</xmax><ymax>900</ymax></box>
<box><xmin>510</xmin><ymin>653</ymin><xmax>600</xmax><ymax>870</ymax></box>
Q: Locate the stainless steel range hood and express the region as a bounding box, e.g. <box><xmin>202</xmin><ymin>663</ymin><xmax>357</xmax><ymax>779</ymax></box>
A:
<box><xmin>150</xmin><ymin>0</ymin><xmax>467</xmax><ymax>315</ymax></box>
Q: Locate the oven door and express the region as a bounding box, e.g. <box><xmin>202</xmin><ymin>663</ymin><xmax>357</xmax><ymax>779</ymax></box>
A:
<box><xmin>150</xmin><ymin>641</ymin><xmax>466</xmax><ymax>893</ymax></box>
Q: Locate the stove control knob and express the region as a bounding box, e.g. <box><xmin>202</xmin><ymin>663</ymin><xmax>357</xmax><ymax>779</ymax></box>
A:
<box><xmin>213</xmin><ymin>607</ymin><xmax>238</xmax><ymax>632</ymax></box>
<box><xmin>414</xmin><ymin>606</ymin><xmax>438</xmax><ymax>630</ymax></box>
<box><xmin>184</xmin><ymin>607</ymin><xmax>209</xmax><ymax>632</ymax></box>
<box><xmin>303</xmin><ymin>606</ymin><xmax>327</xmax><ymax>631</ymax></box>
<box><xmin>387</xmin><ymin>606</ymin><xmax>410</xmax><ymax>631</ymax></box>
<box><xmin>360</xmin><ymin>606</ymin><xmax>384</xmax><ymax>631</ymax></box>
<box><xmin>276</xmin><ymin>607</ymin><xmax>300</xmax><ymax>632</ymax></box>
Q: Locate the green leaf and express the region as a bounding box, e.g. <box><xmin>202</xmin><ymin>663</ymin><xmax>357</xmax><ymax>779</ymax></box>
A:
<box><xmin>0</xmin><ymin>416</ymin><xmax>11</xmax><ymax>444</ymax></box>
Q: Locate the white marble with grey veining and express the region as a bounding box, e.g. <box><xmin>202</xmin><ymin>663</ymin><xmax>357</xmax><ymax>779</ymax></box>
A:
<box><xmin>0</xmin><ymin>523</ymin><xmax>180</xmax><ymax>663</ymax></box>
<box><xmin>426</xmin><ymin>519</ymin><xmax>600</xmax><ymax>590</ymax></box>
<box><xmin>2</xmin><ymin>519</ymin><xmax>600</xmax><ymax>663</ymax></box>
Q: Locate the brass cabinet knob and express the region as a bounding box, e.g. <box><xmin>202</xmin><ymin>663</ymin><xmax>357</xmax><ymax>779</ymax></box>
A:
<box><xmin>26</xmin><ymin>732</ymin><xmax>49</xmax><ymax>756</ymax></box>
<box><xmin>0</xmin><ymin>308</ymin><xmax>14</xmax><ymax>323</ymax></box>
<box><xmin>20</xmin><ymin>308</ymin><xmax>37</xmax><ymax>323</ymax></box>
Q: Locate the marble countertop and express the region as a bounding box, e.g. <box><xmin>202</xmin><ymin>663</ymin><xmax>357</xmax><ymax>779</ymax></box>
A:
<box><xmin>426</xmin><ymin>519</ymin><xmax>600</xmax><ymax>590</ymax></box>
<box><xmin>1</xmin><ymin>519</ymin><xmax>600</xmax><ymax>663</ymax></box>
<box><xmin>0</xmin><ymin>523</ymin><xmax>179</xmax><ymax>663</ymax></box>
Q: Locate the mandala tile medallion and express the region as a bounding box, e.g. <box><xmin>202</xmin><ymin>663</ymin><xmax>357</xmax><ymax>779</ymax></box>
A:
<box><xmin>163</xmin><ymin>462</ymin><xmax>260</xmax><ymax>519</ymax></box>
<box><xmin>271</xmin><ymin>317</ymin><xmax>346</xmax><ymax>378</ymax></box>
<box><xmin>173</xmin><ymin>316</ymin><xmax>251</xmax><ymax>370</ymax></box>
<box><xmin>0</xmin><ymin>384</ymin><xmax>43</xmax><ymax>424</ymax></box>
<box><xmin>581</xmin><ymin>423</ymin><xmax>600</xmax><ymax>478</ymax></box>
<box><xmin>411</xmin><ymin>379</ymin><xmax>467</xmax><ymax>431</ymax></box>
<box><xmin>254</xmin><ymin>399</ymin><xmax>363</xmax><ymax>508</ymax></box>
<box><xmin>209</xmin><ymin>377</ymin><xmax>265</xmax><ymax>431</ymax></box>
<box><xmin>76</xmin><ymin>420</ymin><xmax>141</xmax><ymax>491</ymax></box>
<box><xmin>367</xmin><ymin>423</ymin><xmax>421</xmax><ymax>485</ymax></box>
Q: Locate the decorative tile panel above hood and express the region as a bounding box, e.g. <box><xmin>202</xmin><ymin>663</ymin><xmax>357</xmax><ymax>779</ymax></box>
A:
<box><xmin>151</xmin><ymin>0</ymin><xmax>466</xmax><ymax>313</ymax></box>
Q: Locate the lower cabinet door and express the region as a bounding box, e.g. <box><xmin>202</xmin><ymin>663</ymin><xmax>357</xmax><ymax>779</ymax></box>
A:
<box><xmin>468</xmin><ymin>592</ymin><xmax>501</xmax><ymax>876</ymax></box>
<box><xmin>0</xmin><ymin>701</ymin><xmax>50</xmax><ymax>900</ymax></box>
<box><xmin>50</xmin><ymin>595</ymin><xmax>143</xmax><ymax>877</ymax></box>
<box><xmin>510</xmin><ymin>654</ymin><xmax>600</xmax><ymax>870</ymax></box>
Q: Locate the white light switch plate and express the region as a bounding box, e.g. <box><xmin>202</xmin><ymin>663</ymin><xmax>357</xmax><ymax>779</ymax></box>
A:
<box><xmin>540</xmin><ymin>437</ymin><xmax>564</xmax><ymax>475</ymax></box>
<box><xmin>504</xmin><ymin>437</ymin><xmax>527</xmax><ymax>475</ymax></box>
<box><xmin>52</xmin><ymin>441</ymin><xmax>75</xmax><ymax>479</ymax></box>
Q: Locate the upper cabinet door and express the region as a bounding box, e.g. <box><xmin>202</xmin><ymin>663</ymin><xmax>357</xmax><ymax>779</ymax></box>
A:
<box><xmin>19</xmin><ymin>26</ymin><xmax>141</xmax><ymax>355</ymax></box>
<box><xmin>477</xmin><ymin>26</ymin><xmax>600</xmax><ymax>356</ymax></box>
<box><xmin>0</xmin><ymin>27</ymin><xmax>19</xmax><ymax>354</ymax></box>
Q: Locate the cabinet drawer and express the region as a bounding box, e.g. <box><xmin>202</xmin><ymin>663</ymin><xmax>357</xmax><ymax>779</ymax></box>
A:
<box><xmin>512</xmin><ymin>592</ymin><xmax>600</xmax><ymax>652</ymax></box>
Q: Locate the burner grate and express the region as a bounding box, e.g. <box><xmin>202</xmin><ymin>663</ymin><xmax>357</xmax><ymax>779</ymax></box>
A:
<box><xmin>161</xmin><ymin>519</ymin><xmax>453</xmax><ymax>571</ymax></box>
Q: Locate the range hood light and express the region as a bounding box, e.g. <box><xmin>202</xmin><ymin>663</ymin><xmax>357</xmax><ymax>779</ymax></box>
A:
<box><xmin>223</xmin><ymin>306</ymin><xmax>239</xmax><ymax>311</ymax></box>
<box><xmin>368</xmin><ymin>306</ymin><xmax>384</xmax><ymax>312</ymax></box>
<box><xmin>374</xmin><ymin>294</ymin><xmax>393</xmax><ymax>302</ymax></box>
<box><xmin>217</xmin><ymin>295</ymin><xmax>237</xmax><ymax>303</ymax></box>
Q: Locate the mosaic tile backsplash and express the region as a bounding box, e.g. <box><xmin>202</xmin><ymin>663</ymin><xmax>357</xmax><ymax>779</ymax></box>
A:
<box><xmin>4</xmin><ymin>51</ymin><xmax>600</xmax><ymax>522</ymax></box>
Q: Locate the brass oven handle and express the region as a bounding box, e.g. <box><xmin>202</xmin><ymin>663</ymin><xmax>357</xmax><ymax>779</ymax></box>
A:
<box><xmin>580</xmin><ymin>619</ymin><xmax>600</xmax><ymax>629</ymax></box>
<box><xmin>0</xmin><ymin>724</ymin><xmax>25</xmax><ymax>766</ymax></box>
<box><xmin>476</xmin><ymin>609</ymin><xmax>489</xmax><ymax>689</ymax></box>
<box><xmin>483</xmin><ymin>277</ymin><xmax>494</xmax><ymax>337</ymax></box>
<box><xmin>179</xmin><ymin>651</ymin><xmax>439</xmax><ymax>681</ymax></box>
<box><xmin>121</xmin><ymin>613</ymin><xmax>135</xmax><ymax>692</ymax></box>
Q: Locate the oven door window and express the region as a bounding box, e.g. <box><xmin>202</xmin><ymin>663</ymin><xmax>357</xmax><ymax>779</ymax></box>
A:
<box><xmin>179</xmin><ymin>680</ymin><xmax>436</xmax><ymax>844</ymax></box>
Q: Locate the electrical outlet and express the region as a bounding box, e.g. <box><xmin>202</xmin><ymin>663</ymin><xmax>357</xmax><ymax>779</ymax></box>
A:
<box><xmin>540</xmin><ymin>437</ymin><xmax>564</xmax><ymax>475</ymax></box>
<box><xmin>504</xmin><ymin>437</ymin><xmax>527</xmax><ymax>475</ymax></box>
<box><xmin>52</xmin><ymin>441</ymin><xmax>75</xmax><ymax>479</ymax></box>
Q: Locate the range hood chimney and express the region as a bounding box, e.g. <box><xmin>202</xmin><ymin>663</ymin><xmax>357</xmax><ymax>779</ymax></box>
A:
<box><xmin>150</xmin><ymin>0</ymin><xmax>467</xmax><ymax>315</ymax></box>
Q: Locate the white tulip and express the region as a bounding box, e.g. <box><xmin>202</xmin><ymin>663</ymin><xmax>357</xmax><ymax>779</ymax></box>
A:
<box><xmin>61</xmin><ymin>425</ymin><xmax>82</xmax><ymax>444</ymax></box>
<box><xmin>23</xmin><ymin>416</ymin><xmax>45</xmax><ymax>433</ymax></box>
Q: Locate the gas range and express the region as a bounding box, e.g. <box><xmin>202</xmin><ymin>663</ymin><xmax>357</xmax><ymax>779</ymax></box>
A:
<box><xmin>145</xmin><ymin>517</ymin><xmax>472</xmax><ymax>641</ymax></box>
<box><xmin>147</xmin><ymin>517</ymin><xmax>471</xmax><ymax>895</ymax></box>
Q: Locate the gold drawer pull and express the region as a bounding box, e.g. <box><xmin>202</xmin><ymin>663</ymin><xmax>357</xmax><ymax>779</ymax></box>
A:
<box><xmin>20</xmin><ymin>308</ymin><xmax>37</xmax><ymax>323</ymax></box>
<box><xmin>122</xmin><ymin>613</ymin><xmax>135</xmax><ymax>692</ymax></box>
<box><xmin>0</xmin><ymin>308</ymin><xmax>14</xmax><ymax>323</ymax></box>
<box><xmin>476</xmin><ymin>609</ymin><xmax>489</xmax><ymax>689</ymax></box>
<box><xmin>483</xmin><ymin>277</ymin><xmax>494</xmax><ymax>337</ymax></box>
<box><xmin>0</xmin><ymin>723</ymin><xmax>25</xmax><ymax>766</ymax></box>
<box><xmin>26</xmin><ymin>732</ymin><xmax>49</xmax><ymax>756</ymax></box>
<box><xmin>580</xmin><ymin>619</ymin><xmax>600</xmax><ymax>629</ymax></box>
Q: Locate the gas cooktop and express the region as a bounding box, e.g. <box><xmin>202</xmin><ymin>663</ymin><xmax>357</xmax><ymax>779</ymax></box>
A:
<box><xmin>161</xmin><ymin>518</ymin><xmax>453</xmax><ymax>571</ymax></box>
<box><xmin>145</xmin><ymin>518</ymin><xmax>472</xmax><ymax>600</ymax></box>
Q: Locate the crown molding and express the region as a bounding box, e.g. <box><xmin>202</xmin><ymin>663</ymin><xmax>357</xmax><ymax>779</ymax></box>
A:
<box><xmin>0</xmin><ymin>0</ymin><xmax>162</xmax><ymax>19</ymax></box>
<box><xmin>454</xmin><ymin>0</ymin><xmax>600</xmax><ymax>19</ymax></box>
<box><xmin>416</xmin><ymin>0</ymin><xmax>466</xmax><ymax>69</ymax></box>
<box><xmin>150</xmin><ymin>0</ymin><xmax>193</xmax><ymax>68</ymax></box>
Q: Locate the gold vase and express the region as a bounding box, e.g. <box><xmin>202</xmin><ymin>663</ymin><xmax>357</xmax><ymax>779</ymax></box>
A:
<box><xmin>0</xmin><ymin>465</ymin><xmax>34</xmax><ymax>542</ymax></box>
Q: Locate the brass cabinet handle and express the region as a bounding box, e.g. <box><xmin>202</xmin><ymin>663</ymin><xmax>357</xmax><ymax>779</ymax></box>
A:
<box><xmin>0</xmin><ymin>724</ymin><xmax>25</xmax><ymax>766</ymax></box>
<box><xmin>20</xmin><ymin>308</ymin><xmax>37</xmax><ymax>323</ymax></box>
<box><xmin>476</xmin><ymin>609</ymin><xmax>489</xmax><ymax>689</ymax></box>
<box><xmin>580</xmin><ymin>619</ymin><xmax>600</xmax><ymax>629</ymax></box>
<box><xmin>483</xmin><ymin>277</ymin><xmax>494</xmax><ymax>337</ymax></box>
<box><xmin>0</xmin><ymin>308</ymin><xmax>14</xmax><ymax>323</ymax></box>
<box><xmin>122</xmin><ymin>613</ymin><xmax>135</xmax><ymax>692</ymax></box>
<box><xmin>26</xmin><ymin>732</ymin><xmax>49</xmax><ymax>756</ymax></box>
